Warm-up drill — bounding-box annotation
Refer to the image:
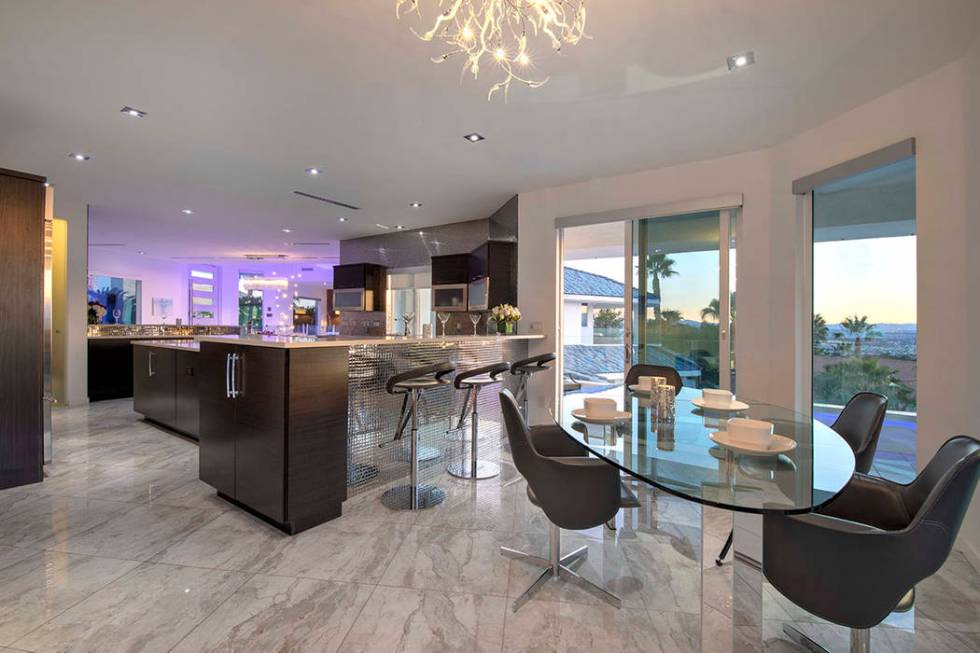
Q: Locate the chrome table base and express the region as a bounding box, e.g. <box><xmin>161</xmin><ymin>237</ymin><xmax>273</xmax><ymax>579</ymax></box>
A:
<box><xmin>500</xmin><ymin>524</ymin><xmax>621</xmax><ymax>612</ymax></box>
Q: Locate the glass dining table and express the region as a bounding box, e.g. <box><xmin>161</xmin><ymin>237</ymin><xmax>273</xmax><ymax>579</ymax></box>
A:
<box><xmin>555</xmin><ymin>385</ymin><xmax>856</xmax><ymax>651</ymax></box>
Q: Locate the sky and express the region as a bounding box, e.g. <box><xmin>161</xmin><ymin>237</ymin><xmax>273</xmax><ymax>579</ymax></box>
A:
<box><xmin>565</xmin><ymin>235</ymin><xmax>916</xmax><ymax>326</ymax></box>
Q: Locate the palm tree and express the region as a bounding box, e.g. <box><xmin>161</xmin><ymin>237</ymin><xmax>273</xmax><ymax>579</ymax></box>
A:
<box><xmin>701</xmin><ymin>298</ymin><xmax>720</xmax><ymax>322</ymax></box>
<box><xmin>840</xmin><ymin>315</ymin><xmax>881</xmax><ymax>357</ymax></box>
<box><xmin>647</xmin><ymin>253</ymin><xmax>677</xmax><ymax>320</ymax></box>
<box><xmin>813</xmin><ymin>314</ymin><xmax>829</xmax><ymax>349</ymax></box>
<box><xmin>660</xmin><ymin>309</ymin><xmax>682</xmax><ymax>326</ymax></box>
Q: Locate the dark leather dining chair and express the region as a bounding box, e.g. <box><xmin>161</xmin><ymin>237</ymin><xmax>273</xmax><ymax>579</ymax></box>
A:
<box><xmin>625</xmin><ymin>364</ymin><xmax>683</xmax><ymax>395</ymax></box>
<box><xmin>763</xmin><ymin>435</ymin><xmax>980</xmax><ymax>653</ymax></box>
<box><xmin>831</xmin><ymin>392</ymin><xmax>888</xmax><ymax>474</ymax></box>
<box><xmin>716</xmin><ymin>391</ymin><xmax>889</xmax><ymax>566</ymax></box>
<box><xmin>497</xmin><ymin>389</ymin><xmax>624</xmax><ymax>612</ymax></box>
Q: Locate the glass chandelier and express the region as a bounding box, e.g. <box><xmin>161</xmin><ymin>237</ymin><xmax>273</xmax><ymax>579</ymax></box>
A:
<box><xmin>396</xmin><ymin>0</ymin><xmax>587</xmax><ymax>100</ymax></box>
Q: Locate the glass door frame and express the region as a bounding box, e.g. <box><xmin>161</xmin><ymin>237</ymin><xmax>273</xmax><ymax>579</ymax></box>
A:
<box><xmin>556</xmin><ymin>193</ymin><xmax>743</xmax><ymax>404</ymax></box>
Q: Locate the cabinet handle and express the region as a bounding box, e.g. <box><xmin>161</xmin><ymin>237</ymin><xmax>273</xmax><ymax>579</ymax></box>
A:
<box><xmin>234</xmin><ymin>353</ymin><xmax>244</xmax><ymax>398</ymax></box>
<box><xmin>225</xmin><ymin>353</ymin><xmax>232</xmax><ymax>398</ymax></box>
<box><xmin>230</xmin><ymin>353</ymin><xmax>239</xmax><ymax>399</ymax></box>
<box><xmin>148</xmin><ymin>352</ymin><xmax>155</xmax><ymax>377</ymax></box>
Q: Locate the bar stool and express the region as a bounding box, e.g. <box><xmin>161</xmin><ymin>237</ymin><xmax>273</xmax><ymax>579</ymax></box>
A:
<box><xmin>380</xmin><ymin>362</ymin><xmax>455</xmax><ymax>510</ymax></box>
<box><xmin>448</xmin><ymin>362</ymin><xmax>510</xmax><ymax>480</ymax></box>
<box><xmin>510</xmin><ymin>353</ymin><xmax>556</xmax><ymax>421</ymax></box>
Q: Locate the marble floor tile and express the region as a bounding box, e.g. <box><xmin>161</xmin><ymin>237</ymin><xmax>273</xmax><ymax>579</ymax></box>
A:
<box><xmin>152</xmin><ymin>509</ymin><xmax>289</xmax><ymax>571</ymax></box>
<box><xmin>337</xmin><ymin>587</ymin><xmax>506</xmax><ymax>653</ymax></box>
<box><xmin>0</xmin><ymin>550</ymin><xmax>139</xmax><ymax>646</ymax></box>
<box><xmin>0</xmin><ymin>490</ymin><xmax>43</xmax><ymax>519</ymax></box>
<box><xmin>913</xmin><ymin>550</ymin><xmax>980</xmax><ymax>632</ymax></box>
<box><xmin>413</xmin><ymin>478</ymin><xmax>517</xmax><ymax>532</ymax></box>
<box><xmin>0</xmin><ymin>495</ymin><xmax>135</xmax><ymax>550</ymax></box>
<box><xmin>148</xmin><ymin>479</ymin><xmax>232</xmax><ymax>515</ymax></box>
<box><xmin>31</xmin><ymin>462</ymin><xmax>197</xmax><ymax>504</ymax></box>
<box><xmin>501</xmin><ymin>600</ymin><xmax>673</xmax><ymax>653</ymax></box>
<box><xmin>13</xmin><ymin>562</ymin><xmax>248</xmax><ymax>653</ymax></box>
<box><xmin>45</xmin><ymin>502</ymin><xmax>217</xmax><ymax>561</ymax></box>
<box><xmin>380</xmin><ymin>526</ymin><xmax>512</xmax><ymax>596</ymax></box>
<box><xmin>254</xmin><ymin>516</ymin><xmax>410</xmax><ymax>583</ymax></box>
<box><xmin>761</xmin><ymin>618</ymin><xmax>980</xmax><ymax>653</ymax></box>
<box><xmin>620</xmin><ymin>531</ymin><xmax>702</xmax><ymax>615</ymax></box>
<box><xmin>171</xmin><ymin>575</ymin><xmax>374</xmax><ymax>653</ymax></box>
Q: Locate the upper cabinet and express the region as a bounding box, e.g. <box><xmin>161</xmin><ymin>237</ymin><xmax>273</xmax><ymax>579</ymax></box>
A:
<box><xmin>430</xmin><ymin>253</ymin><xmax>472</xmax><ymax>285</ymax></box>
<box><xmin>332</xmin><ymin>263</ymin><xmax>386</xmax><ymax>312</ymax></box>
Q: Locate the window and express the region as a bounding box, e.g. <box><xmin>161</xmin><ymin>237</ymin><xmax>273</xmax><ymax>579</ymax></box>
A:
<box><xmin>810</xmin><ymin>154</ymin><xmax>916</xmax><ymax>481</ymax></box>
<box><xmin>238</xmin><ymin>272</ymin><xmax>264</xmax><ymax>331</ymax></box>
<box><xmin>580</xmin><ymin>303</ymin><xmax>589</xmax><ymax>327</ymax></box>
<box><xmin>188</xmin><ymin>265</ymin><xmax>220</xmax><ymax>324</ymax></box>
<box><xmin>88</xmin><ymin>274</ymin><xmax>141</xmax><ymax>324</ymax></box>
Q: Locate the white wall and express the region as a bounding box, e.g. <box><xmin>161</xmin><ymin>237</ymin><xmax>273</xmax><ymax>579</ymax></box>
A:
<box><xmin>519</xmin><ymin>48</ymin><xmax>979</xmax><ymax>556</ymax></box>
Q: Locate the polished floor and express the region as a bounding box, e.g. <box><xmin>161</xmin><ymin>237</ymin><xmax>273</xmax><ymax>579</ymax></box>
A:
<box><xmin>0</xmin><ymin>400</ymin><xmax>975</xmax><ymax>652</ymax></box>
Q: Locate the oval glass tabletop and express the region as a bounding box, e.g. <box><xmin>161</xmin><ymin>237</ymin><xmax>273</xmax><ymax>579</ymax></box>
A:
<box><xmin>557</xmin><ymin>387</ymin><xmax>856</xmax><ymax>515</ymax></box>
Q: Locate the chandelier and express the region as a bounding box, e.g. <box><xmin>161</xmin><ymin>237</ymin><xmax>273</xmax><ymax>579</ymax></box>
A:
<box><xmin>396</xmin><ymin>0</ymin><xmax>587</xmax><ymax>100</ymax></box>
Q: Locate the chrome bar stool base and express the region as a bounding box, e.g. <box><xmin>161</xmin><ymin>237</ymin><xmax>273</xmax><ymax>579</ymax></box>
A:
<box><xmin>783</xmin><ymin>625</ymin><xmax>869</xmax><ymax>653</ymax></box>
<box><xmin>395</xmin><ymin>446</ymin><xmax>441</xmax><ymax>463</ymax></box>
<box><xmin>447</xmin><ymin>460</ymin><xmax>500</xmax><ymax>480</ymax></box>
<box><xmin>381</xmin><ymin>484</ymin><xmax>446</xmax><ymax>511</ymax></box>
<box><xmin>500</xmin><ymin>524</ymin><xmax>620</xmax><ymax>612</ymax></box>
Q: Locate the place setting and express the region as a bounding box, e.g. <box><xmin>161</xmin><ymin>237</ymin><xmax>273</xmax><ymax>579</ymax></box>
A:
<box><xmin>690</xmin><ymin>388</ymin><xmax>750</xmax><ymax>413</ymax></box>
<box><xmin>708</xmin><ymin>417</ymin><xmax>798</xmax><ymax>457</ymax></box>
<box><xmin>571</xmin><ymin>397</ymin><xmax>631</xmax><ymax>426</ymax></box>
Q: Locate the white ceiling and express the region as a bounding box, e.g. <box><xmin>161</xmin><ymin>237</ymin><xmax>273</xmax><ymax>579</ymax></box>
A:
<box><xmin>1</xmin><ymin>0</ymin><xmax>977</xmax><ymax>261</ymax></box>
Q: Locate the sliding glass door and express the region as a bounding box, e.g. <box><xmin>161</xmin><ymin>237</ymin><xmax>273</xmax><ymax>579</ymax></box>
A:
<box><xmin>559</xmin><ymin>207</ymin><xmax>737</xmax><ymax>397</ymax></box>
<box><xmin>632</xmin><ymin>210</ymin><xmax>736</xmax><ymax>390</ymax></box>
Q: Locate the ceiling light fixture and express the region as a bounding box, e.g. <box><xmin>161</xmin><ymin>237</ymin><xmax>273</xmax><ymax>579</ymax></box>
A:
<box><xmin>410</xmin><ymin>201</ymin><xmax>423</xmax><ymax>208</ymax></box>
<box><xmin>464</xmin><ymin>132</ymin><xmax>485</xmax><ymax>143</ymax></box>
<box><xmin>726</xmin><ymin>51</ymin><xmax>755</xmax><ymax>71</ymax></box>
<box><xmin>69</xmin><ymin>153</ymin><xmax>91</xmax><ymax>161</ymax></box>
<box><xmin>397</xmin><ymin>0</ymin><xmax>588</xmax><ymax>100</ymax></box>
<box><xmin>338</xmin><ymin>217</ymin><xmax>348</xmax><ymax>223</ymax></box>
<box><xmin>281</xmin><ymin>228</ymin><xmax>293</xmax><ymax>233</ymax></box>
<box><xmin>120</xmin><ymin>106</ymin><xmax>147</xmax><ymax>118</ymax></box>
<box><xmin>181</xmin><ymin>209</ymin><xmax>194</xmax><ymax>215</ymax></box>
<box><xmin>395</xmin><ymin>225</ymin><xmax>405</xmax><ymax>230</ymax></box>
<box><xmin>137</xmin><ymin>250</ymin><xmax>145</xmax><ymax>255</ymax></box>
<box><xmin>305</xmin><ymin>167</ymin><xmax>322</xmax><ymax>175</ymax></box>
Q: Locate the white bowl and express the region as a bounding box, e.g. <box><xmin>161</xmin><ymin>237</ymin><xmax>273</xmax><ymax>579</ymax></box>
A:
<box><xmin>703</xmin><ymin>388</ymin><xmax>734</xmax><ymax>406</ymax></box>
<box><xmin>583</xmin><ymin>397</ymin><xmax>617</xmax><ymax>418</ymax></box>
<box><xmin>726</xmin><ymin>417</ymin><xmax>774</xmax><ymax>448</ymax></box>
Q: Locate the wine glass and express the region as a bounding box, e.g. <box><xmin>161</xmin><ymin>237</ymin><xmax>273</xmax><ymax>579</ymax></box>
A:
<box><xmin>112</xmin><ymin>308</ymin><xmax>121</xmax><ymax>324</ymax></box>
<box><xmin>437</xmin><ymin>312</ymin><xmax>450</xmax><ymax>337</ymax></box>
<box><xmin>469</xmin><ymin>313</ymin><xmax>481</xmax><ymax>336</ymax></box>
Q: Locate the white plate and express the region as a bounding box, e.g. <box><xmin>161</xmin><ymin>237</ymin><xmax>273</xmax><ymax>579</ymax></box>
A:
<box><xmin>571</xmin><ymin>408</ymin><xmax>632</xmax><ymax>425</ymax></box>
<box><xmin>691</xmin><ymin>397</ymin><xmax>750</xmax><ymax>412</ymax></box>
<box><xmin>708</xmin><ymin>431</ymin><xmax>797</xmax><ymax>456</ymax></box>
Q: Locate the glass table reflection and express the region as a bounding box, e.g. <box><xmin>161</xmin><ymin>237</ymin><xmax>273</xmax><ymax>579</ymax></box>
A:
<box><xmin>557</xmin><ymin>386</ymin><xmax>855</xmax><ymax>515</ymax></box>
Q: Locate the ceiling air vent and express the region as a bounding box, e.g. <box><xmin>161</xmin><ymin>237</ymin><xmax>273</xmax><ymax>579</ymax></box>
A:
<box><xmin>292</xmin><ymin>190</ymin><xmax>360</xmax><ymax>211</ymax></box>
<box><xmin>243</xmin><ymin>253</ymin><xmax>289</xmax><ymax>261</ymax></box>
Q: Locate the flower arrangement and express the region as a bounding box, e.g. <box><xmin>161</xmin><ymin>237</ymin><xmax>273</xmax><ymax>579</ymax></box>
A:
<box><xmin>87</xmin><ymin>301</ymin><xmax>107</xmax><ymax>325</ymax></box>
<box><xmin>490</xmin><ymin>304</ymin><xmax>521</xmax><ymax>334</ymax></box>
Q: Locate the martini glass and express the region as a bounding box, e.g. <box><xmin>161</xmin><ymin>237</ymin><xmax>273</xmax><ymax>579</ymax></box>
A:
<box><xmin>437</xmin><ymin>312</ymin><xmax>450</xmax><ymax>337</ymax></box>
<box><xmin>469</xmin><ymin>313</ymin><xmax>481</xmax><ymax>336</ymax></box>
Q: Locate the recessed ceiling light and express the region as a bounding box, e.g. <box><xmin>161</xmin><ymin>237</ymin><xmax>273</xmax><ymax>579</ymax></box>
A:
<box><xmin>69</xmin><ymin>153</ymin><xmax>91</xmax><ymax>161</ymax></box>
<box><xmin>137</xmin><ymin>250</ymin><xmax>145</xmax><ymax>255</ymax></box>
<box><xmin>120</xmin><ymin>106</ymin><xmax>147</xmax><ymax>118</ymax></box>
<box><xmin>410</xmin><ymin>202</ymin><xmax>423</xmax><ymax>208</ymax></box>
<box><xmin>305</xmin><ymin>167</ymin><xmax>322</xmax><ymax>175</ymax></box>
<box><xmin>726</xmin><ymin>51</ymin><xmax>755</xmax><ymax>71</ymax></box>
<box><xmin>43</xmin><ymin>182</ymin><xmax>51</xmax><ymax>188</ymax></box>
<box><xmin>281</xmin><ymin>228</ymin><xmax>293</xmax><ymax>233</ymax></box>
<box><xmin>463</xmin><ymin>133</ymin><xmax>485</xmax><ymax>143</ymax></box>
<box><xmin>395</xmin><ymin>225</ymin><xmax>405</xmax><ymax>230</ymax></box>
<box><xmin>181</xmin><ymin>209</ymin><xmax>194</xmax><ymax>215</ymax></box>
<box><xmin>337</xmin><ymin>217</ymin><xmax>348</xmax><ymax>223</ymax></box>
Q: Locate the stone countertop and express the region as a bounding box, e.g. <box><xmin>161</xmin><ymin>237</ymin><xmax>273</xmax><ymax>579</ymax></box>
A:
<box><xmin>194</xmin><ymin>334</ymin><xmax>545</xmax><ymax>349</ymax></box>
<box><xmin>131</xmin><ymin>339</ymin><xmax>201</xmax><ymax>351</ymax></box>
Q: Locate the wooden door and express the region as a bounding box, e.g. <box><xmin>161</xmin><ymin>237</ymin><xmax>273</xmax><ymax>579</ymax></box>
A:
<box><xmin>198</xmin><ymin>343</ymin><xmax>236</xmax><ymax>496</ymax></box>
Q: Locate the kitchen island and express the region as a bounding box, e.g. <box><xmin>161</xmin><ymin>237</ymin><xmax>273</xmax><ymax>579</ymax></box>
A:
<box><xmin>192</xmin><ymin>333</ymin><xmax>544</xmax><ymax>534</ymax></box>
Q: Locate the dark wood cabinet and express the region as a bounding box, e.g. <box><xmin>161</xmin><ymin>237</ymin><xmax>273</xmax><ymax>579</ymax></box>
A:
<box><xmin>175</xmin><ymin>350</ymin><xmax>200</xmax><ymax>438</ymax></box>
<box><xmin>133</xmin><ymin>346</ymin><xmax>177</xmax><ymax>425</ymax></box>
<box><xmin>332</xmin><ymin>263</ymin><xmax>386</xmax><ymax>311</ymax></box>
<box><xmin>431</xmin><ymin>253</ymin><xmax>472</xmax><ymax>285</ymax></box>
<box><xmin>197</xmin><ymin>342</ymin><xmax>348</xmax><ymax>533</ymax></box>
<box><xmin>0</xmin><ymin>168</ymin><xmax>45</xmax><ymax>489</ymax></box>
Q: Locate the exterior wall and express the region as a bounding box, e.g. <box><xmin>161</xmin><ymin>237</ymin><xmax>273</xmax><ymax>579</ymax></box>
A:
<box><xmin>518</xmin><ymin>50</ymin><xmax>979</xmax><ymax>556</ymax></box>
<box><xmin>563</xmin><ymin>299</ymin><xmax>591</xmax><ymax>345</ymax></box>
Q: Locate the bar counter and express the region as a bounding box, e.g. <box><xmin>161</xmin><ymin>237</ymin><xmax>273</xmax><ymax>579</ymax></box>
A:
<box><xmin>192</xmin><ymin>333</ymin><xmax>544</xmax><ymax>533</ymax></box>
